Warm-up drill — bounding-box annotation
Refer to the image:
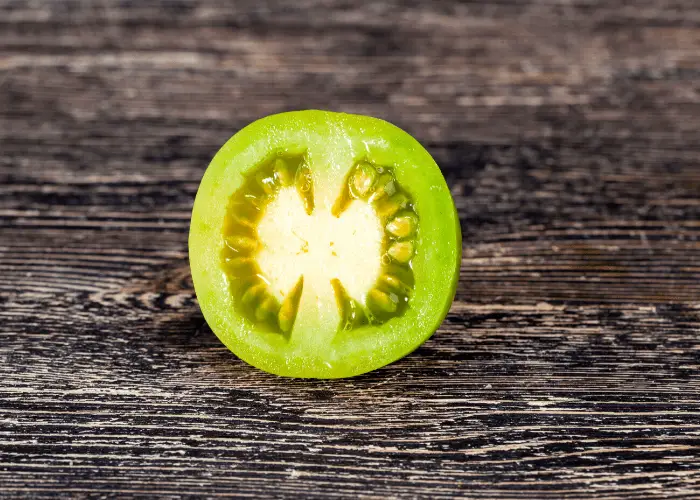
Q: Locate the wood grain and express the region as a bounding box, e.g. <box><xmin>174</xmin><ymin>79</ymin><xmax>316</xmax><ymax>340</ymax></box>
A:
<box><xmin>1</xmin><ymin>0</ymin><xmax>700</xmax><ymax>498</ymax></box>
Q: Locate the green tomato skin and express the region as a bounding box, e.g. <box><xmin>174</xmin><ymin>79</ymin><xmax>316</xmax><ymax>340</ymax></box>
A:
<box><xmin>189</xmin><ymin>111</ymin><xmax>461</xmax><ymax>378</ymax></box>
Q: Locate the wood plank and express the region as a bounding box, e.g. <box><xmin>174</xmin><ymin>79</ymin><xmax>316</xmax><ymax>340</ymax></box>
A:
<box><xmin>1</xmin><ymin>0</ymin><xmax>699</xmax><ymax>498</ymax></box>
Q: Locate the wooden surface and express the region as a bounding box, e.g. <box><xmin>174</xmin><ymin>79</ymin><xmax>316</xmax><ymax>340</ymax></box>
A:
<box><xmin>1</xmin><ymin>0</ymin><xmax>700</xmax><ymax>498</ymax></box>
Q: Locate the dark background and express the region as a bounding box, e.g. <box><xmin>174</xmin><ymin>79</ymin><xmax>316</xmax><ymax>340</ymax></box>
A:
<box><xmin>1</xmin><ymin>1</ymin><xmax>700</xmax><ymax>498</ymax></box>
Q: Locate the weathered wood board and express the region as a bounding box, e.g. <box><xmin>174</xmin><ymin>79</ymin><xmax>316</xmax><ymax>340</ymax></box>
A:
<box><xmin>1</xmin><ymin>1</ymin><xmax>699</xmax><ymax>498</ymax></box>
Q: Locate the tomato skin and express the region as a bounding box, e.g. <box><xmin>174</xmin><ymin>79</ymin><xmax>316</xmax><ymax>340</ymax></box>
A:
<box><xmin>189</xmin><ymin>111</ymin><xmax>461</xmax><ymax>378</ymax></box>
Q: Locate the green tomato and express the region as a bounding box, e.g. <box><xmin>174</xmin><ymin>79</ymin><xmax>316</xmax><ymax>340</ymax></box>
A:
<box><xmin>189</xmin><ymin>111</ymin><xmax>460</xmax><ymax>378</ymax></box>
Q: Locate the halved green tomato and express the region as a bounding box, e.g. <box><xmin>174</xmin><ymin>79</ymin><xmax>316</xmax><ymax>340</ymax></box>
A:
<box><xmin>189</xmin><ymin>111</ymin><xmax>460</xmax><ymax>378</ymax></box>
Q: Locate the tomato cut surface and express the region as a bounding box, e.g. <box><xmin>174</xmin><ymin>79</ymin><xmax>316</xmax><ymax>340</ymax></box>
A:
<box><xmin>189</xmin><ymin>111</ymin><xmax>461</xmax><ymax>378</ymax></box>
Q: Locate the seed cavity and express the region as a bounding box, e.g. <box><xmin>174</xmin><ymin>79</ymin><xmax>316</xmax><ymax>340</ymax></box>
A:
<box><xmin>379</xmin><ymin>273</ymin><xmax>412</xmax><ymax>296</ymax></box>
<box><xmin>331</xmin><ymin>279</ymin><xmax>368</xmax><ymax>331</ymax></box>
<box><xmin>329</xmin><ymin>160</ymin><xmax>419</xmax><ymax>330</ymax></box>
<box><xmin>223</xmin><ymin>213</ymin><xmax>256</xmax><ymax>234</ymax></box>
<box><xmin>374</xmin><ymin>193</ymin><xmax>409</xmax><ymax>219</ymax></box>
<box><xmin>229</xmin><ymin>199</ymin><xmax>262</xmax><ymax>225</ymax></box>
<box><xmin>225</xmin><ymin>236</ymin><xmax>259</xmax><ymax>254</ymax></box>
<box><xmin>273</xmin><ymin>158</ymin><xmax>294</xmax><ymax>187</ymax></box>
<box><xmin>279</xmin><ymin>276</ymin><xmax>304</xmax><ymax>334</ymax></box>
<box><xmin>367</xmin><ymin>288</ymin><xmax>399</xmax><ymax>315</ymax></box>
<box><xmin>256</xmin><ymin>295</ymin><xmax>281</xmax><ymax>322</ymax></box>
<box><xmin>295</xmin><ymin>162</ymin><xmax>315</xmax><ymax>215</ymax></box>
<box><xmin>223</xmin><ymin>155</ymin><xmax>420</xmax><ymax>337</ymax></box>
<box><xmin>221</xmin><ymin>152</ymin><xmax>312</xmax><ymax>336</ymax></box>
<box><xmin>224</xmin><ymin>257</ymin><xmax>257</xmax><ymax>276</ymax></box>
<box><xmin>386</xmin><ymin>213</ymin><xmax>417</xmax><ymax>239</ymax></box>
<box><xmin>349</xmin><ymin>162</ymin><xmax>378</xmax><ymax>199</ymax></box>
<box><xmin>384</xmin><ymin>264</ymin><xmax>415</xmax><ymax>288</ymax></box>
<box><xmin>241</xmin><ymin>282</ymin><xmax>267</xmax><ymax>306</ymax></box>
<box><xmin>368</xmin><ymin>174</ymin><xmax>396</xmax><ymax>203</ymax></box>
<box><xmin>388</xmin><ymin>241</ymin><xmax>414</xmax><ymax>263</ymax></box>
<box><xmin>256</xmin><ymin>171</ymin><xmax>279</xmax><ymax>195</ymax></box>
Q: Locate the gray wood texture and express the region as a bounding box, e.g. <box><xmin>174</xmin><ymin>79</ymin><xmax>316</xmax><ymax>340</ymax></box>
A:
<box><xmin>1</xmin><ymin>0</ymin><xmax>700</xmax><ymax>498</ymax></box>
